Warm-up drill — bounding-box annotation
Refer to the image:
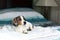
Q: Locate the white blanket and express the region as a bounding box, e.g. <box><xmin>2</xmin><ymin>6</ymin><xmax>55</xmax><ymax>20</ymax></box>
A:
<box><xmin>0</xmin><ymin>25</ymin><xmax>60</xmax><ymax>40</ymax></box>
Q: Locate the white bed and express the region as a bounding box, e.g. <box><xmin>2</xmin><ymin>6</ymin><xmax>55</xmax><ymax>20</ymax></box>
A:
<box><xmin>0</xmin><ymin>8</ymin><xmax>59</xmax><ymax>40</ymax></box>
<box><xmin>0</xmin><ymin>25</ymin><xmax>60</xmax><ymax>40</ymax></box>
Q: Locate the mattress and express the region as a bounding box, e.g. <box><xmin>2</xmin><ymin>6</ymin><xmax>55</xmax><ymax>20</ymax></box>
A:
<box><xmin>0</xmin><ymin>25</ymin><xmax>60</xmax><ymax>40</ymax></box>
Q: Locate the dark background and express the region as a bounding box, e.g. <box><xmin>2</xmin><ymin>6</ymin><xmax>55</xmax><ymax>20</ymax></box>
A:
<box><xmin>0</xmin><ymin>0</ymin><xmax>33</xmax><ymax>9</ymax></box>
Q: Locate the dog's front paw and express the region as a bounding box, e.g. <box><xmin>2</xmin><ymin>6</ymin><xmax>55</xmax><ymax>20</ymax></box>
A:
<box><xmin>22</xmin><ymin>29</ymin><xmax>28</xmax><ymax>34</ymax></box>
<box><xmin>23</xmin><ymin>32</ymin><xmax>28</xmax><ymax>34</ymax></box>
<box><xmin>23</xmin><ymin>31</ymin><xmax>28</xmax><ymax>34</ymax></box>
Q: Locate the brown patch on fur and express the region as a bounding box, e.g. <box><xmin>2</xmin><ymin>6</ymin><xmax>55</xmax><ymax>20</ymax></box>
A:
<box><xmin>12</xmin><ymin>16</ymin><xmax>23</xmax><ymax>26</ymax></box>
<box><xmin>17</xmin><ymin>21</ymin><xmax>22</xmax><ymax>25</ymax></box>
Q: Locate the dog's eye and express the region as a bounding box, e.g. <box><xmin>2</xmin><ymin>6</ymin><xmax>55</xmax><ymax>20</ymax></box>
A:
<box><xmin>17</xmin><ymin>18</ymin><xmax>21</xmax><ymax>21</ymax></box>
<box><xmin>19</xmin><ymin>18</ymin><xmax>21</xmax><ymax>21</ymax></box>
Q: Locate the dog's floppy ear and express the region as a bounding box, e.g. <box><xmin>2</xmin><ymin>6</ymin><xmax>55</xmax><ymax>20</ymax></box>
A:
<box><xmin>22</xmin><ymin>16</ymin><xmax>26</xmax><ymax>20</ymax></box>
<box><xmin>12</xmin><ymin>17</ymin><xmax>18</xmax><ymax>26</ymax></box>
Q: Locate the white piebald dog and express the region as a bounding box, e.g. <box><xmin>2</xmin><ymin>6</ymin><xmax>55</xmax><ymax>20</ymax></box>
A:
<box><xmin>12</xmin><ymin>16</ymin><xmax>33</xmax><ymax>34</ymax></box>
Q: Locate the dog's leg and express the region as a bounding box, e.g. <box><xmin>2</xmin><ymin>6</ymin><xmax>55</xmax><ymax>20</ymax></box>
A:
<box><xmin>23</xmin><ymin>30</ymin><xmax>28</xmax><ymax>34</ymax></box>
<box><xmin>22</xmin><ymin>27</ymin><xmax>28</xmax><ymax>34</ymax></box>
<box><xmin>27</xmin><ymin>24</ymin><xmax>33</xmax><ymax>31</ymax></box>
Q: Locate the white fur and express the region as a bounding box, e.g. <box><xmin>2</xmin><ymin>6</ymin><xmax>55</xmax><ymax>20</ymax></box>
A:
<box><xmin>25</xmin><ymin>21</ymin><xmax>33</xmax><ymax>30</ymax></box>
<box><xmin>15</xmin><ymin>21</ymin><xmax>33</xmax><ymax>34</ymax></box>
<box><xmin>21</xmin><ymin>16</ymin><xmax>33</xmax><ymax>30</ymax></box>
<box><xmin>20</xmin><ymin>16</ymin><xmax>25</xmax><ymax>25</ymax></box>
<box><xmin>15</xmin><ymin>25</ymin><xmax>28</xmax><ymax>34</ymax></box>
<box><xmin>14</xmin><ymin>16</ymin><xmax>33</xmax><ymax>34</ymax></box>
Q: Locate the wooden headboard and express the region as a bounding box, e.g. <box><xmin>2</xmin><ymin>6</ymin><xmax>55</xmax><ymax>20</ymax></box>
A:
<box><xmin>11</xmin><ymin>0</ymin><xmax>33</xmax><ymax>8</ymax></box>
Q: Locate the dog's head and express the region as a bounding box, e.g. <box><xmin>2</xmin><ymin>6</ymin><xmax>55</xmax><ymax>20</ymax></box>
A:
<box><xmin>12</xmin><ymin>16</ymin><xmax>26</xmax><ymax>26</ymax></box>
